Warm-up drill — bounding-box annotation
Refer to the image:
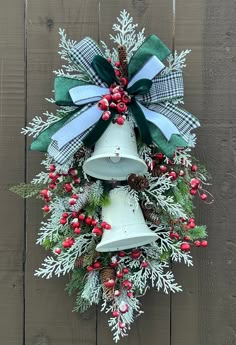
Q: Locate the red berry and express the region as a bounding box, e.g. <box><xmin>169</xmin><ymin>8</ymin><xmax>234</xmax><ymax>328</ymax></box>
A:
<box><xmin>60</xmin><ymin>218</ymin><xmax>67</xmax><ymax>225</ymax></box>
<box><xmin>93</xmin><ymin>261</ymin><xmax>102</xmax><ymax>269</ymax></box>
<box><xmin>194</xmin><ymin>240</ymin><xmax>201</xmax><ymax>247</ymax></box>
<box><xmin>179</xmin><ymin>169</ymin><xmax>185</xmax><ymax>177</ymax></box>
<box><xmin>43</xmin><ymin>205</ymin><xmax>50</xmax><ymax>212</ymax></box>
<box><xmin>112</xmin><ymin>92</ymin><xmax>122</xmax><ymax>102</ymax></box>
<box><xmin>200</xmin><ymin>193</ymin><xmax>208</xmax><ymax>201</ymax></box>
<box><xmin>62</xmin><ymin>212</ymin><xmax>69</xmax><ymax>218</ymax></box>
<box><xmin>87</xmin><ymin>266</ymin><xmax>93</xmax><ymax>272</ymax></box>
<box><xmin>190</xmin><ymin>178</ymin><xmax>200</xmax><ymax>189</ymax></box>
<box><xmin>122</xmin><ymin>280</ymin><xmax>132</xmax><ymax>290</ymax></box>
<box><xmin>116</xmin><ymin>115</ymin><xmax>125</xmax><ymax>125</ymax></box>
<box><xmin>72</xmin><ymin>211</ymin><xmax>78</xmax><ymax>218</ymax></box>
<box><xmin>74</xmin><ymin>227</ymin><xmax>81</xmax><ymax>235</ymax></box>
<box><xmin>122</xmin><ymin>268</ymin><xmax>129</xmax><ymax>274</ymax></box>
<box><xmin>141</xmin><ymin>261</ymin><xmax>148</xmax><ymax>268</ymax></box>
<box><xmin>71</xmin><ymin>220</ymin><xmax>80</xmax><ymax>229</ymax></box>
<box><xmin>119</xmin><ymin>322</ymin><xmax>125</xmax><ymax>329</ymax></box>
<box><xmin>116</xmin><ymin>102</ymin><xmax>127</xmax><ymax>114</ymax></box>
<box><xmin>191</xmin><ymin>164</ymin><xmax>198</xmax><ymax>172</ymax></box>
<box><xmin>104</xmin><ymin>279</ymin><xmax>115</xmax><ymax>288</ymax></box>
<box><xmin>115</xmin><ymin>69</ymin><xmax>121</xmax><ymax>77</ymax></box>
<box><xmin>85</xmin><ymin>217</ymin><xmax>93</xmax><ymax>225</ymax></box>
<box><xmin>49</xmin><ymin>183</ymin><xmax>56</xmax><ymax>190</ymax></box>
<box><xmin>201</xmin><ymin>240</ymin><xmax>208</xmax><ymax>247</ymax></box>
<box><xmin>155</xmin><ymin>153</ymin><xmax>164</xmax><ymax>160</ymax></box>
<box><xmin>121</xmin><ymin>94</ymin><xmax>131</xmax><ymax>103</ymax></box>
<box><xmin>101</xmin><ymin>221</ymin><xmax>108</xmax><ymax>229</ymax></box>
<box><xmin>49</xmin><ymin>165</ymin><xmax>56</xmax><ymax>172</ymax></box>
<box><xmin>73</xmin><ymin>178</ymin><xmax>80</xmax><ymax>185</ymax></box>
<box><xmin>180</xmin><ymin>243</ymin><xmax>191</xmax><ymax>252</ymax></box>
<box><xmin>160</xmin><ymin>165</ymin><xmax>168</xmax><ymax>173</ymax></box>
<box><xmin>120</xmin><ymin>77</ymin><xmax>128</xmax><ymax>87</ymax></box>
<box><xmin>78</xmin><ymin>214</ymin><xmax>86</xmax><ymax>221</ymax></box>
<box><xmin>116</xmin><ymin>271</ymin><xmax>123</xmax><ymax>278</ymax></box>
<box><xmin>64</xmin><ymin>183</ymin><xmax>72</xmax><ymax>192</ymax></box>
<box><xmin>188</xmin><ymin>218</ymin><xmax>195</xmax><ymax>223</ymax></box>
<box><xmin>40</xmin><ymin>189</ymin><xmax>49</xmax><ymax>197</ymax></box>
<box><xmin>103</xmin><ymin>94</ymin><xmax>112</xmax><ymax>102</ymax></box>
<box><xmin>68</xmin><ymin>168</ymin><xmax>78</xmax><ymax>177</ymax></box>
<box><xmin>169</xmin><ymin>171</ymin><xmax>178</xmax><ymax>180</ymax></box>
<box><xmin>127</xmin><ymin>291</ymin><xmax>133</xmax><ymax>298</ymax></box>
<box><xmin>102</xmin><ymin>111</ymin><xmax>111</xmax><ymax>121</ymax></box>
<box><xmin>115</xmin><ymin>61</ymin><xmax>121</xmax><ymax>67</ymax></box>
<box><xmin>54</xmin><ymin>248</ymin><xmax>61</xmax><ymax>255</ymax></box>
<box><xmin>190</xmin><ymin>188</ymin><xmax>197</xmax><ymax>195</ymax></box>
<box><xmin>113</xmin><ymin>310</ymin><xmax>119</xmax><ymax>317</ymax></box>
<box><xmin>91</xmin><ymin>219</ymin><xmax>97</xmax><ymax>226</ymax></box>
<box><xmin>92</xmin><ymin>227</ymin><xmax>103</xmax><ymax>236</ymax></box>
<box><xmin>105</xmin><ymin>223</ymin><xmax>111</xmax><ymax>230</ymax></box>
<box><xmin>69</xmin><ymin>198</ymin><xmax>76</xmax><ymax>205</ymax></box>
<box><xmin>97</xmin><ymin>98</ymin><xmax>109</xmax><ymax>111</ymax></box>
<box><xmin>131</xmin><ymin>249</ymin><xmax>141</xmax><ymax>259</ymax></box>
<box><xmin>114</xmin><ymin>290</ymin><xmax>121</xmax><ymax>297</ymax></box>
<box><xmin>119</xmin><ymin>251</ymin><xmax>126</xmax><ymax>257</ymax></box>
<box><xmin>184</xmin><ymin>236</ymin><xmax>190</xmax><ymax>242</ymax></box>
<box><xmin>107</xmin><ymin>57</ymin><xmax>112</xmax><ymax>63</ymax></box>
<box><xmin>109</xmin><ymin>102</ymin><xmax>117</xmax><ymax>109</ymax></box>
<box><xmin>188</xmin><ymin>222</ymin><xmax>195</xmax><ymax>229</ymax></box>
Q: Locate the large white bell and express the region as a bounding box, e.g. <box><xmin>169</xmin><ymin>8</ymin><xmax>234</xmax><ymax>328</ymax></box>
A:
<box><xmin>83</xmin><ymin>120</ymin><xmax>147</xmax><ymax>181</ymax></box>
<box><xmin>96</xmin><ymin>188</ymin><xmax>158</xmax><ymax>252</ymax></box>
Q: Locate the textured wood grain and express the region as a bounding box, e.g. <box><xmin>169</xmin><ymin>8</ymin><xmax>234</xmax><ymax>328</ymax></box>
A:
<box><xmin>172</xmin><ymin>1</ymin><xmax>236</xmax><ymax>344</ymax></box>
<box><xmin>25</xmin><ymin>1</ymin><xmax>98</xmax><ymax>345</ymax></box>
<box><xmin>97</xmin><ymin>1</ymin><xmax>173</xmax><ymax>344</ymax></box>
<box><xmin>0</xmin><ymin>0</ymin><xmax>25</xmax><ymax>344</ymax></box>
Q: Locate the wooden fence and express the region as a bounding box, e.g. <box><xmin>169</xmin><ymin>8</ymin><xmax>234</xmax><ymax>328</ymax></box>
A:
<box><xmin>0</xmin><ymin>0</ymin><xmax>235</xmax><ymax>344</ymax></box>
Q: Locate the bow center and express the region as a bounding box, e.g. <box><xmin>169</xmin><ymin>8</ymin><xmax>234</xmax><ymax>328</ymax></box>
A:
<box><xmin>97</xmin><ymin>81</ymin><xmax>131</xmax><ymax>126</ymax></box>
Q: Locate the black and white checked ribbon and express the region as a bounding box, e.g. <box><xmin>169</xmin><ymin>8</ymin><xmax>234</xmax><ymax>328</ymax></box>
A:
<box><xmin>148</xmin><ymin>102</ymin><xmax>200</xmax><ymax>142</ymax></box>
<box><xmin>136</xmin><ymin>71</ymin><xmax>184</xmax><ymax>105</ymax></box>
<box><xmin>69</xmin><ymin>37</ymin><xmax>107</xmax><ymax>87</ymax></box>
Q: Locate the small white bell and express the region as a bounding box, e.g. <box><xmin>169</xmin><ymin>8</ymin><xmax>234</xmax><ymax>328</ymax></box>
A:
<box><xmin>96</xmin><ymin>188</ymin><xmax>158</xmax><ymax>252</ymax></box>
<box><xmin>83</xmin><ymin>120</ymin><xmax>147</xmax><ymax>181</ymax></box>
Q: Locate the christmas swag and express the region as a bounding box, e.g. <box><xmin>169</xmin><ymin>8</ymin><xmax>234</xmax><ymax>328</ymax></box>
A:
<box><xmin>11</xmin><ymin>10</ymin><xmax>213</xmax><ymax>342</ymax></box>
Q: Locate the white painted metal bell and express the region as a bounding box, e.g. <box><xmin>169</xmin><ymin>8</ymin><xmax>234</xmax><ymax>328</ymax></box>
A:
<box><xmin>96</xmin><ymin>188</ymin><xmax>158</xmax><ymax>252</ymax></box>
<box><xmin>83</xmin><ymin>120</ymin><xmax>147</xmax><ymax>181</ymax></box>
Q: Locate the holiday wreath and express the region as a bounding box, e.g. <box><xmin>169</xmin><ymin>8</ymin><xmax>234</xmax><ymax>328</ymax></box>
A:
<box><xmin>11</xmin><ymin>10</ymin><xmax>213</xmax><ymax>342</ymax></box>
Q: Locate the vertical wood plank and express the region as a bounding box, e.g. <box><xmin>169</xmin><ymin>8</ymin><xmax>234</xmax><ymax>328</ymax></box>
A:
<box><xmin>0</xmin><ymin>0</ymin><xmax>25</xmax><ymax>344</ymax></box>
<box><xmin>97</xmin><ymin>1</ymin><xmax>173</xmax><ymax>344</ymax></box>
<box><xmin>172</xmin><ymin>1</ymin><xmax>236</xmax><ymax>344</ymax></box>
<box><xmin>25</xmin><ymin>1</ymin><xmax>99</xmax><ymax>345</ymax></box>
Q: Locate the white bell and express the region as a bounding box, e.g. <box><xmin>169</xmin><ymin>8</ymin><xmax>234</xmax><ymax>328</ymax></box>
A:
<box><xmin>96</xmin><ymin>188</ymin><xmax>158</xmax><ymax>252</ymax></box>
<box><xmin>83</xmin><ymin>120</ymin><xmax>147</xmax><ymax>181</ymax></box>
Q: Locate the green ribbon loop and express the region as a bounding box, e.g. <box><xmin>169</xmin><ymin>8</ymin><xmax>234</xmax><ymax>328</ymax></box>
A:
<box><xmin>83</xmin><ymin>110</ymin><xmax>116</xmax><ymax>147</ymax></box>
<box><xmin>129</xmin><ymin>100</ymin><xmax>153</xmax><ymax>146</ymax></box>
<box><xmin>128</xmin><ymin>35</ymin><xmax>171</xmax><ymax>80</ymax></box>
<box><xmin>127</xmin><ymin>79</ymin><xmax>152</xmax><ymax>95</ymax></box>
<box><xmin>54</xmin><ymin>77</ymin><xmax>89</xmax><ymax>106</ymax></box>
<box><xmin>92</xmin><ymin>55</ymin><xmax>118</xmax><ymax>86</ymax></box>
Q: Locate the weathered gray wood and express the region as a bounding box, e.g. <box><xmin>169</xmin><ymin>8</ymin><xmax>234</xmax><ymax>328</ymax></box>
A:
<box><xmin>0</xmin><ymin>0</ymin><xmax>25</xmax><ymax>344</ymax></box>
<box><xmin>25</xmin><ymin>1</ymin><xmax>98</xmax><ymax>344</ymax></box>
<box><xmin>172</xmin><ymin>1</ymin><xmax>236</xmax><ymax>344</ymax></box>
<box><xmin>97</xmin><ymin>1</ymin><xmax>173</xmax><ymax>344</ymax></box>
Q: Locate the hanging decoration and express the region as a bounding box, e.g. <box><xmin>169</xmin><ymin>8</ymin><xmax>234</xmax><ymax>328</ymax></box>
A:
<box><xmin>10</xmin><ymin>10</ymin><xmax>213</xmax><ymax>342</ymax></box>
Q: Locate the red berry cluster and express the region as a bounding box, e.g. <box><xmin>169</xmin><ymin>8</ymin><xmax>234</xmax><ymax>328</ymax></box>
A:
<box><xmin>189</xmin><ymin>165</ymin><xmax>208</xmax><ymax>201</ymax></box>
<box><xmin>168</xmin><ymin>218</ymin><xmax>208</xmax><ymax>252</ymax></box>
<box><xmin>98</xmin><ymin>60</ymin><xmax>131</xmax><ymax>125</ymax></box>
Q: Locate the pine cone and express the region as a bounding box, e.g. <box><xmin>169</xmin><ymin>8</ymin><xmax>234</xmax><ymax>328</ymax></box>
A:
<box><xmin>100</xmin><ymin>267</ymin><xmax>116</xmax><ymax>300</ymax></box>
<box><xmin>127</xmin><ymin>174</ymin><xmax>149</xmax><ymax>191</ymax></box>
<box><xmin>74</xmin><ymin>256</ymin><xmax>84</xmax><ymax>268</ymax></box>
<box><xmin>141</xmin><ymin>207</ymin><xmax>160</xmax><ymax>225</ymax></box>
<box><xmin>75</xmin><ymin>148</ymin><xmax>85</xmax><ymax>159</ymax></box>
<box><xmin>118</xmin><ymin>45</ymin><xmax>128</xmax><ymax>78</ymax></box>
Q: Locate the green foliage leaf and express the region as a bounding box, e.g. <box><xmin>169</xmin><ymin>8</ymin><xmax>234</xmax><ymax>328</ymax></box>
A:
<box><xmin>66</xmin><ymin>268</ymin><xmax>87</xmax><ymax>296</ymax></box>
<box><xmin>187</xmin><ymin>225</ymin><xmax>207</xmax><ymax>241</ymax></box>
<box><xmin>9</xmin><ymin>183</ymin><xmax>45</xmax><ymax>199</ymax></box>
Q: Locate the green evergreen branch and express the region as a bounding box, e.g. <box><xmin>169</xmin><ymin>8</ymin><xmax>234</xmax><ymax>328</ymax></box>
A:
<box><xmin>9</xmin><ymin>183</ymin><xmax>46</xmax><ymax>199</ymax></box>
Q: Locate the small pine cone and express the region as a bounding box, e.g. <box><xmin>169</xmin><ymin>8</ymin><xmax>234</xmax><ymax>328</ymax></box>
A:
<box><xmin>127</xmin><ymin>174</ymin><xmax>149</xmax><ymax>191</ymax></box>
<box><xmin>118</xmin><ymin>45</ymin><xmax>128</xmax><ymax>78</ymax></box>
<box><xmin>151</xmin><ymin>165</ymin><xmax>161</xmax><ymax>177</ymax></box>
<box><xmin>75</xmin><ymin>148</ymin><xmax>85</xmax><ymax>159</ymax></box>
<box><xmin>141</xmin><ymin>207</ymin><xmax>160</xmax><ymax>225</ymax></box>
<box><xmin>74</xmin><ymin>256</ymin><xmax>84</xmax><ymax>268</ymax></box>
<box><xmin>100</xmin><ymin>267</ymin><xmax>116</xmax><ymax>300</ymax></box>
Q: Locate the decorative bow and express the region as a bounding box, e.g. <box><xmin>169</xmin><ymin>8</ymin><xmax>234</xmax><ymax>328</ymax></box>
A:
<box><xmin>31</xmin><ymin>35</ymin><xmax>200</xmax><ymax>164</ymax></box>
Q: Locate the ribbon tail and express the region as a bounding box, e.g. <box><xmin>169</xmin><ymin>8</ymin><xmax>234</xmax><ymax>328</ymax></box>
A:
<box><xmin>30</xmin><ymin>109</ymin><xmax>79</xmax><ymax>152</ymax></box>
<box><xmin>52</xmin><ymin>104</ymin><xmax>103</xmax><ymax>149</ymax></box>
<box><xmin>129</xmin><ymin>101</ymin><xmax>153</xmax><ymax>145</ymax></box>
<box><xmin>69</xmin><ymin>85</ymin><xmax>109</xmax><ymax>105</ymax></box>
<box><xmin>137</xmin><ymin>102</ymin><xmax>180</xmax><ymax>140</ymax></box>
